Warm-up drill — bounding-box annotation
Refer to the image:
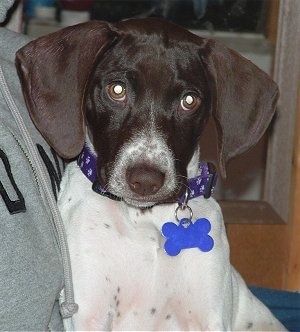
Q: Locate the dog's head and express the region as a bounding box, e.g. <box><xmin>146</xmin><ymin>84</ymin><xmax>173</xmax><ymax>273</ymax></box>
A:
<box><xmin>16</xmin><ymin>18</ymin><xmax>278</xmax><ymax>207</ymax></box>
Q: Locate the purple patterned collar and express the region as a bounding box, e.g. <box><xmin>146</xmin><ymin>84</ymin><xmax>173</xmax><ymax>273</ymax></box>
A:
<box><xmin>77</xmin><ymin>144</ymin><xmax>217</xmax><ymax>204</ymax></box>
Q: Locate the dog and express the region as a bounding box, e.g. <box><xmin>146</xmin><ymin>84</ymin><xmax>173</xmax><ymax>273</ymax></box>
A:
<box><xmin>15</xmin><ymin>18</ymin><xmax>286</xmax><ymax>331</ymax></box>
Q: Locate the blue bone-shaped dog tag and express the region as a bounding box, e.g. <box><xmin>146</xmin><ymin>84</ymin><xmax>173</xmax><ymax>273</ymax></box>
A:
<box><xmin>162</xmin><ymin>218</ymin><xmax>214</xmax><ymax>256</ymax></box>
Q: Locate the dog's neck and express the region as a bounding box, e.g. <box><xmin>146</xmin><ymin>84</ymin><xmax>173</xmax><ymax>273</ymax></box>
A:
<box><xmin>79</xmin><ymin>137</ymin><xmax>217</xmax><ymax>205</ymax></box>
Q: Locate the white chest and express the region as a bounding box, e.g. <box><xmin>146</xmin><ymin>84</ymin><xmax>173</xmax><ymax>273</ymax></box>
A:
<box><xmin>58</xmin><ymin>163</ymin><xmax>230</xmax><ymax>330</ymax></box>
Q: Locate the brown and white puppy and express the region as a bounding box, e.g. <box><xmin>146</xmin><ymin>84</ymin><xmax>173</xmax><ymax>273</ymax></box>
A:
<box><xmin>16</xmin><ymin>18</ymin><xmax>286</xmax><ymax>331</ymax></box>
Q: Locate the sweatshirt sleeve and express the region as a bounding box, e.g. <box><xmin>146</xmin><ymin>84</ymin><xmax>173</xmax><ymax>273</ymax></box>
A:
<box><xmin>0</xmin><ymin>0</ymin><xmax>15</xmax><ymax>23</ymax></box>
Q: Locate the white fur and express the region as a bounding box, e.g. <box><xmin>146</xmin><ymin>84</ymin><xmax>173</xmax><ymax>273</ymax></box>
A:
<box><xmin>58</xmin><ymin>150</ymin><xmax>286</xmax><ymax>331</ymax></box>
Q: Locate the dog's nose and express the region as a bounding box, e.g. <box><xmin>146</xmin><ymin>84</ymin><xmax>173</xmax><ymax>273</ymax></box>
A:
<box><xmin>126</xmin><ymin>165</ymin><xmax>165</xmax><ymax>196</ymax></box>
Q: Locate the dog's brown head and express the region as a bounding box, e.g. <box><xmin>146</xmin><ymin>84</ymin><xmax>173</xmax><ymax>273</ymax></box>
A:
<box><xmin>16</xmin><ymin>18</ymin><xmax>278</xmax><ymax>207</ymax></box>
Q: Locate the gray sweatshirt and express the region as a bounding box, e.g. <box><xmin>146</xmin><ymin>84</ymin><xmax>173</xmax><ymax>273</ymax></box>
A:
<box><xmin>0</xmin><ymin>1</ymin><xmax>76</xmax><ymax>330</ymax></box>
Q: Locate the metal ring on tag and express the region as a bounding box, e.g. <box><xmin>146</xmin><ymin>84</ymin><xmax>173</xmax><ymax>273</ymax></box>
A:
<box><xmin>175</xmin><ymin>204</ymin><xmax>193</xmax><ymax>222</ymax></box>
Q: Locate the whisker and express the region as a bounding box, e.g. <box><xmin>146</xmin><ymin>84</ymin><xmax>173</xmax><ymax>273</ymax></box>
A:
<box><xmin>176</xmin><ymin>174</ymin><xmax>188</xmax><ymax>181</ymax></box>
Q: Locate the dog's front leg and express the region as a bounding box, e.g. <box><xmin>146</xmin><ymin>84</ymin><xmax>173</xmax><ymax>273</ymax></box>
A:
<box><xmin>58</xmin><ymin>163</ymin><xmax>123</xmax><ymax>331</ymax></box>
<box><xmin>231</xmin><ymin>269</ymin><xmax>287</xmax><ymax>331</ymax></box>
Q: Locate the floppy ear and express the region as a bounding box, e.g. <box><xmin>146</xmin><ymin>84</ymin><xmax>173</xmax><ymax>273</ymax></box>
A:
<box><xmin>200</xmin><ymin>39</ymin><xmax>279</xmax><ymax>177</ymax></box>
<box><xmin>15</xmin><ymin>21</ymin><xmax>117</xmax><ymax>159</ymax></box>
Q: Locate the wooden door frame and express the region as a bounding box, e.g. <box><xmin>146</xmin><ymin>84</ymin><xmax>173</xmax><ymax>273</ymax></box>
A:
<box><xmin>264</xmin><ymin>0</ymin><xmax>300</xmax><ymax>223</ymax></box>
<box><xmin>221</xmin><ymin>0</ymin><xmax>300</xmax><ymax>290</ymax></box>
<box><xmin>266</xmin><ymin>0</ymin><xmax>300</xmax><ymax>290</ymax></box>
<box><xmin>287</xmin><ymin>82</ymin><xmax>300</xmax><ymax>290</ymax></box>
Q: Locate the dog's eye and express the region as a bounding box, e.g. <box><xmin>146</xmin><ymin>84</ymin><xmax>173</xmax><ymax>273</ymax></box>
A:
<box><xmin>107</xmin><ymin>83</ymin><xmax>126</xmax><ymax>102</ymax></box>
<box><xmin>180</xmin><ymin>94</ymin><xmax>201</xmax><ymax>112</ymax></box>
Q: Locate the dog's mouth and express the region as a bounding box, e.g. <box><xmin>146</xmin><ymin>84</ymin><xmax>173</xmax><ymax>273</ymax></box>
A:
<box><xmin>108</xmin><ymin>188</ymin><xmax>183</xmax><ymax>208</ymax></box>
